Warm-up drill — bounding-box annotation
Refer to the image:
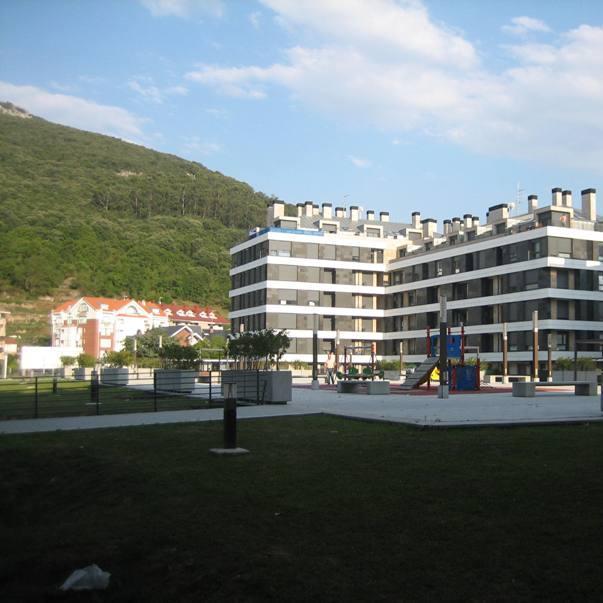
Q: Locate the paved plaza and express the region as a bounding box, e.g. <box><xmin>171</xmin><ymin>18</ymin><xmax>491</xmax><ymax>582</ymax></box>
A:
<box><xmin>0</xmin><ymin>384</ymin><xmax>602</xmax><ymax>434</ymax></box>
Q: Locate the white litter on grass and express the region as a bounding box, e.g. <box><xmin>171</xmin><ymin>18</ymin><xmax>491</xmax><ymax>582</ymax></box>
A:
<box><xmin>60</xmin><ymin>564</ymin><xmax>110</xmax><ymax>591</ymax></box>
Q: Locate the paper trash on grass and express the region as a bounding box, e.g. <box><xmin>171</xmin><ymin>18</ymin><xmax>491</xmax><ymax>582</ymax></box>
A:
<box><xmin>60</xmin><ymin>564</ymin><xmax>111</xmax><ymax>591</ymax></box>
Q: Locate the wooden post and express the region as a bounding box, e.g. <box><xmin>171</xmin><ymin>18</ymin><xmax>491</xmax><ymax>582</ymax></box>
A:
<box><xmin>502</xmin><ymin>323</ymin><xmax>508</xmax><ymax>383</ymax></box>
<box><xmin>224</xmin><ymin>383</ymin><xmax>237</xmax><ymax>449</ymax></box>
<box><xmin>532</xmin><ymin>310</ymin><xmax>539</xmax><ymax>381</ymax></box>
<box><xmin>547</xmin><ymin>333</ymin><xmax>553</xmax><ymax>382</ymax></box>
<box><xmin>438</xmin><ymin>296</ymin><xmax>448</xmax><ymax>398</ymax></box>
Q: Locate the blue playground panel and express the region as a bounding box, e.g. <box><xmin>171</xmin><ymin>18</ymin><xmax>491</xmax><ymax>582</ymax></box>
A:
<box><xmin>452</xmin><ymin>365</ymin><xmax>478</xmax><ymax>390</ymax></box>
<box><xmin>430</xmin><ymin>334</ymin><xmax>462</xmax><ymax>358</ymax></box>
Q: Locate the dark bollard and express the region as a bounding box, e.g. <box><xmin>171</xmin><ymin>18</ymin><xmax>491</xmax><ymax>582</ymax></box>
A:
<box><xmin>52</xmin><ymin>377</ymin><xmax>58</xmax><ymax>395</ymax></box>
<box><xmin>224</xmin><ymin>386</ymin><xmax>237</xmax><ymax>449</ymax></box>
<box><xmin>210</xmin><ymin>383</ymin><xmax>249</xmax><ymax>455</ymax></box>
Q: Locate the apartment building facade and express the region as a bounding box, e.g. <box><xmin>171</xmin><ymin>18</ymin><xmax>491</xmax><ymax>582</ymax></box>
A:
<box><xmin>52</xmin><ymin>297</ymin><xmax>228</xmax><ymax>358</ymax></box>
<box><xmin>230</xmin><ymin>189</ymin><xmax>603</xmax><ymax>375</ymax></box>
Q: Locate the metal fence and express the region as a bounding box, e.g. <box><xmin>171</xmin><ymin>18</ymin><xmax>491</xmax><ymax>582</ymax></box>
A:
<box><xmin>0</xmin><ymin>371</ymin><xmax>228</xmax><ymax>421</ymax></box>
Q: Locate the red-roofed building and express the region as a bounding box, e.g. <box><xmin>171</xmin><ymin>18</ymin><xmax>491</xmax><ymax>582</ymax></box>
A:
<box><xmin>51</xmin><ymin>297</ymin><xmax>228</xmax><ymax>358</ymax></box>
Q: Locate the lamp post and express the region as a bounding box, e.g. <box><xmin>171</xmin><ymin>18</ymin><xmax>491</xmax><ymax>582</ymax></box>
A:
<box><xmin>438</xmin><ymin>295</ymin><xmax>448</xmax><ymax>399</ymax></box>
<box><xmin>309</xmin><ymin>302</ymin><xmax>319</xmax><ymax>390</ymax></box>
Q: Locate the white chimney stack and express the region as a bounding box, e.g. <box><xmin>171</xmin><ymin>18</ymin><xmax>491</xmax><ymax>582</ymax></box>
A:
<box><xmin>366</xmin><ymin>209</ymin><xmax>375</xmax><ymax>221</ymax></box>
<box><xmin>350</xmin><ymin>206</ymin><xmax>359</xmax><ymax>221</ymax></box>
<box><xmin>464</xmin><ymin>213</ymin><xmax>472</xmax><ymax>229</ymax></box>
<box><xmin>296</xmin><ymin>203</ymin><xmax>304</xmax><ymax>217</ymax></box>
<box><xmin>487</xmin><ymin>204</ymin><xmax>509</xmax><ymax>223</ymax></box>
<box><xmin>562</xmin><ymin>190</ymin><xmax>573</xmax><ymax>207</ymax></box>
<box><xmin>581</xmin><ymin>188</ymin><xmax>597</xmax><ymax>221</ymax></box>
<box><xmin>552</xmin><ymin>188</ymin><xmax>562</xmax><ymax>206</ymax></box>
<box><xmin>472</xmin><ymin>216</ymin><xmax>480</xmax><ymax>228</ymax></box>
<box><xmin>528</xmin><ymin>195</ymin><xmax>538</xmax><ymax>213</ymax></box>
<box><xmin>335</xmin><ymin>206</ymin><xmax>345</xmax><ymax>218</ymax></box>
<box><xmin>411</xmin><ymin>211</ymin><xmax>421</xmax><ymax>229</ymax></box>
<box><xmin>379</xmin><ymin>211</ymin><xmax>390</xmax><ymax>222</ymax></box>
<box><xmin>421</xmin><ymin>218</ymin><xmax>437</xmax><ymax>239</ymax></box>
<box><xmin>304</xmin><ymin>201</ymin><xmax>313</xmax><ymax>217</ymax></box>
<box><xmin>452</xmin><ymin>217</ymin><xmax>461</xmax><ymax>231</ymax></box>
<box><xmin>443</xmin><ymin>219</ymin><xmax>451</xmax><ymax>234</ymax></box>
<box><xmin>322</xmin><ymin>203</ymin><xmax>332</xmax><ymax>219</ymax></box>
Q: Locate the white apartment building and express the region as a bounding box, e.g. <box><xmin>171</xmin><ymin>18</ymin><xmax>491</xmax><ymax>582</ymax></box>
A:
<box><xmin>230</xmin><ymin>188</ymin><xmax>603</xmax><ymax>375</ymax></box>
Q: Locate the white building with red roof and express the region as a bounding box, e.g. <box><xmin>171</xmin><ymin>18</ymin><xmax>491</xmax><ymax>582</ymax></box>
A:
<box><xmin>51</xmin><ymin>297</ymin><xmax>228</xmax><ymax>358</ymax></box>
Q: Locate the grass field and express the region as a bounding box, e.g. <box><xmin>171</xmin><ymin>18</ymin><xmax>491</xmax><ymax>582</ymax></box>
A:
<box><xmin>0</xmin><ymin>378</ymin><xmax>219</xmax><ymax>420</ymax></box>
<box><xmin>1</xmin><ymin>416</ymin><xmax>603</xmax><ymax>601</ymax></box>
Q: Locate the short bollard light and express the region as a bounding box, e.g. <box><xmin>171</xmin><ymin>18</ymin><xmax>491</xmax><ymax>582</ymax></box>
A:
<box><xmin>210</xmin><ymin>383</ymin><xmax>249</xmax><ymax>456</ymax></box>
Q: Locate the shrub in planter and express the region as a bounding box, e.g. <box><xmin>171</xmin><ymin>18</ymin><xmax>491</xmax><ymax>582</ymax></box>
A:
<box><xmin>77</xmin><ymin>353</ymin><xmax>96</xmax><ymax>368</ymax></box>
<box><xmin>102</xmin><ymin>350</ymin><xmax>134</xmax><ymax>368</ymax></box>
<box><xmin>224</xmin><ymin>330</ymin><xmax>292</xmax><ymax>402</ymax></box>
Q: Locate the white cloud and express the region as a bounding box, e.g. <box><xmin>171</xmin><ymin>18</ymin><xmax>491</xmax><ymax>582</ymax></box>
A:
<box><xmin>185</xmin><ymin>1</ymin><xmax>603</xmax><ymax>171</ymax></box>
<box><xmin>347</xmin><ymin>155</ymin><xmax>372</xmax><ymax>168</ymax></box>
<box><xmin>502</xmin><ymin>16</ymin><xmax>551</xmax><ymax>36</ymax></box>
<box><xmin>183</xmin><ymin>136</ymin><xmax>223</xmax><ymax>155</ymax></box>
<box><xmin>0</xmin><ymin>81</ymin><xmax>147</xmax><ymax>140</ymax></box>
<box><xmin>249</xmin><ymin>11</ymin><xmax>262</xmax><ymax>29</ymax></box>
<box><xmin>128</xmin><ymin>77</ymin><xmax>188</xmax><ymax>104</ymax></box>
<box><xmin>139</xmin><ymin>0</ymin><xmax>223</xmax><ymax>18</ymax></box>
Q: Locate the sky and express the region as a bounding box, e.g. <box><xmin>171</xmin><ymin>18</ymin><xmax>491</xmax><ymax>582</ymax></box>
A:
<box><xmin>1</xmin><ymin>0</ymin><xmax>603</xmax><ymax>223</ymax></box>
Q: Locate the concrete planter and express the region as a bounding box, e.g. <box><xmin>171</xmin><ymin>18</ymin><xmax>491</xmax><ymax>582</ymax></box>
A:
<box><xmin>100</xmin><ymin>367</ymin><xmax>130</xmax><ymax>386</ymax></box>
<box><xmin>55</xmin><ymin>366</ymin><xmax>75</xmax><ymax>378</ymax></box>
<box><xmin>552</xmin><ymin>370</ymin><xmax>598</xmax><ymax>383</ymax></box>
<box><xmin>74</xmin><ymin>367</ymin><xmax>96</xmax><ymax>381</ymax></box>
<box><xmin>155</xmin><ymin>369</ymin><xmax>196</xmax><ymax>393</ymax></box>
<box><xmin>221</xmin><ymin>370</ymin><xmax>292</xmax><ymax>403</ymax></box>
<box><xmin>383</xmin><ymin>370</ymin><xmax>400</xmax><ymax>381</ymax></box>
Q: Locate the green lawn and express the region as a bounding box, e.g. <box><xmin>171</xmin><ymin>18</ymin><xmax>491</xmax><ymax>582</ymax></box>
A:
<box><xmin>0</xmin><ymin>379</ymin><xmax>217</xmax><ymax>420</ymax></box>
<box><xmin>1</xmin><ymin>416</ymin><xmax>602</xmax><ymax>601</ymax></box>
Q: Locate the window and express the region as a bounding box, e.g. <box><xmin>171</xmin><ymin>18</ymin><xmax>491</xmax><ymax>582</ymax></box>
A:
<box><xmin>269</xmin><ymin>240</ymin><xmax>291</xmax><ymax>257</ymax></box>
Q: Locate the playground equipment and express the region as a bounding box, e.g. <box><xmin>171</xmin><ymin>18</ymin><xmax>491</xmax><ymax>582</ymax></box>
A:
<box><xmin>401</xmin><ymin>325</ymin><xmax>481</xmax><ymax>391</ymax></box>
<box><xmin>336</xmin><ymin>343</ymin><xmax>384</xmax><ymax>381</ymax></box>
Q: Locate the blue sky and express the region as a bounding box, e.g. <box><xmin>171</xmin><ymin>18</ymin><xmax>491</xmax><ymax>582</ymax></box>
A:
<box><xmin>1</xmin><ymin>0</ymin><xmax>603</xmax><ymax>223</ymax></box>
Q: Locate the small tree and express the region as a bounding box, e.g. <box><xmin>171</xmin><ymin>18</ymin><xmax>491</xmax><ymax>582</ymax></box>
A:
<box><xmin>159</xmin><ymin>342</ymin><xmax>200</xmax><ymax>369</ymax></box>
<box><xmin>103</xmin><ymin>350</ymin><xmax>134</xmax><ymax>368</ymax></box>
<box><xmin>228</xmin><ymin>329</ymin><xmax>290</xmax><ymax>370</ymax></box>
<box><xmin>77</xmin><ymin>353</ymin><xmax>96</xmax><ymax>368</ymax></box>
<box><xmin>60</xmin><ymin>355</ymin><xmax>76</xmax><ymax>367</ymax></box>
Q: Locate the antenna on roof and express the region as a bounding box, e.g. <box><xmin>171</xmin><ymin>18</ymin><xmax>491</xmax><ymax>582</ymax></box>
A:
<box><xmin>514</xmin><ymin>182</ymin><xmax>525</xmax><ymax>215</ymax></box>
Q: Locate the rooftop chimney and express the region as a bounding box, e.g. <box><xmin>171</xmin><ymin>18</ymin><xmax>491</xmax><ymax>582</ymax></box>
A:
<box><xmin>452</xmin><ymin>217</ymin><xmax>461</xmax><ymax>232</ymax></box>
<box><xmin>528</xmin><ymin>194</ymin><xmax>538</xmax><ymax>213</ymax></box>
<box><xmin>313</xmin><ymin>203</ymin><xmax>320</xmax><ymax>216</ymax></box>
<box><xmin>296</xmin><ymin>203</ymin><xmax>304</xmax><ymax>217</ymax></box>
<box><xmin>443</xmin><ymin>219</ymin><xmax>451</xmax><ymax>235</ymax></box>
<box><xmin>366</xmin><ymin>209</ymin><xmax>375</xmax><ymax>221</ymax></box>
<box><xmin>304</xmin><ymin>201</ymin><xmax>313</xmax><ymax>217</ymax></box>
<box><xmin>464</xmin><ymin>213</ymin><xmax>472</xmax><ymax>229</ymax></box>
<box><xmin>380</xmin><ymin>211</ymin><xmax>390</xmax><ymax>222</ymax></box>
<box><xmin>581</xmin><ymin>188</ymin><xmax>597</xmax><ymax>221</ymax></box>
<box><xmin>472</xmin><ymin>216</ymin><xmax>480</xmax><ymax>228</ymax></box>
<box><xmin>487</xmin><ymin>204</ymin><xmax>509</xmax><ymax>224</ymax></box>
<box><xmin>421</xmin><ymin>218</ymin><xmax>437</xmax><ymax>239</ymax></box>
<box><xmin>322</xmin><ymin>202</ymin><xmax>332</xmax><ymax>220</ymax></box>
<box><xmin>411</xmin><ymin>211</ymin><xmax>421</xmax><ymax>229</ymax></box>
<box><xmin>552</xmin><ymin>187</ymin><xmax>562</xmax><ymax>206</ymax></box>
<box><xmin>335</xmin><ymin>206</ymin><xmax>345</xmax><ymax>219</ymax></box>
<box><xmin>266</xmin><ymin>200</ymin><xmax>284</xmax><ymax>225</ymax></box>
<box><xmin>350</xmin><ymin>206</ymin><xmax>359</xmax><ymax>221</ymax></box>
<box><xmin>562</xmin><ymin>190</ymin><xmax>573</xmax><ymax>207</ymax></box>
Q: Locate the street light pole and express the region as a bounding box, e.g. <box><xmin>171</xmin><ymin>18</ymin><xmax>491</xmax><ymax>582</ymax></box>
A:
<box><xmin>438</xmin><ymin>296</ymin><xmax>448</xmax><ymax>399</ymax></box>
<box><xmin>309</xmin><ymin>302</ymin><xmax>319</xmax><ymax>390</ymax></box>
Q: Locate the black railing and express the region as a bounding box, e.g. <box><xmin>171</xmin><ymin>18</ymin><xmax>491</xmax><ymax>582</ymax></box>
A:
<box><xmin>0</xmin><ymin>370</ymin><xmax>228</xmax><ymax>421</ymax></box>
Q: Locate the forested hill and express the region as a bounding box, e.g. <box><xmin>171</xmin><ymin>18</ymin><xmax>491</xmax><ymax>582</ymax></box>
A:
<box><xmin>0</xmin><ymin>105</ymin><xmax>275</xmax><ymax>310</ymax></box>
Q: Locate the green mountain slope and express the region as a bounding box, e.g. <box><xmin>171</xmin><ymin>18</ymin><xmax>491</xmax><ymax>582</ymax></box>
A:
<box><xmin>0</xmin><ymin>107</ymin><xmax>273</xmax><ymax>310</ymax></box>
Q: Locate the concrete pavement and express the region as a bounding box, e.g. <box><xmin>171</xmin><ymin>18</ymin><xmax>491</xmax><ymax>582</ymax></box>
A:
<box><xmin>0</xmin><ymin>386</ymin><xmax>601</xmax><ymax>434</ymax></box>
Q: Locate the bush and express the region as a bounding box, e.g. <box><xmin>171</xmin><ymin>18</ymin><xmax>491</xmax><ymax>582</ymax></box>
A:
<box><xmin>228</xmin><ymin>329</ymin><xmax>290</xmax><ymax>370</ymax></box>
<box><xmin>576</xmin><ymin>357</ymin><xmax>597</xmax><ymax>371</ymax></box>
<box><xmin>159</xmin><ymin>343</ymin><xmax>200</xmax><ymax>370</ymax></box>
<box><xmin>60</xmin><ymin>355</ymin><xmax>76</xmax><ymax>367</ymax></box>
<box><xmin>77</xmin><ymin>353</ymin><xmax>96</xmax><ymax>368</ymax></box>
<box><xmin>376</xmin><ymin>360</ymin><xmax>401</xmax><ymax>371</ymax></box>
<box><xmin>103</xmin><ymin>350</ymin><xmax>134</xmax><ymax>368</ymax></box>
